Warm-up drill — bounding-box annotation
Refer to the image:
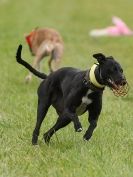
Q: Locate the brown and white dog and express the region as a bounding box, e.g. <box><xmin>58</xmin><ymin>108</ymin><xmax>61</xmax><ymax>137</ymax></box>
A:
<box><xmin>25</xmin><ymin>27</ymin><xmax>64</xmax><ymax>83</ymax></box>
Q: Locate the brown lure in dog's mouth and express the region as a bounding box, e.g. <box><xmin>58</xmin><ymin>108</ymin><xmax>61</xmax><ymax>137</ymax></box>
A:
<box><xmin>108</xmin><ymin>79</ymin><xmax>129</xmax><ymax>97</ymax></box>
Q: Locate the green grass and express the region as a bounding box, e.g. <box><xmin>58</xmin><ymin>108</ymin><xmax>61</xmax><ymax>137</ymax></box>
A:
<box><xmin>0</xmin><ymin>0</ymin><xmax>133</xmax><ymax>176</ymax></box>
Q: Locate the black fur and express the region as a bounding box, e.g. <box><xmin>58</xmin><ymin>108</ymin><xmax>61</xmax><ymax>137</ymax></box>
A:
<box><xmin>16</xmin><ymin>45</ymin><xmax>47</xmax><ymax>79</ymax></box>
<box><xmin>16</xmin><ymin>45</ymin><xmax>127</xmax><ymax>144</ymax></box>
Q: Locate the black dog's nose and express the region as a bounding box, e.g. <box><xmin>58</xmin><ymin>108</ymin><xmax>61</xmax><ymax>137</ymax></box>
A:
<box><xmin>120</xmin><ymin>79</ymin><xmax>127</xmax><ymax>86</ymax></box>
<box><xmin>115</xmin><ymin>78</ymin><xmax>127</xmax><ymax>86</ymax></box>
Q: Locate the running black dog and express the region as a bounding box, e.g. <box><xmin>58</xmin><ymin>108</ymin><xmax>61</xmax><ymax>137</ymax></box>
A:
<box><xmin>16</xmin><ymin>45</ymin><xmax>127</xmax><ymax>145</ymax></box>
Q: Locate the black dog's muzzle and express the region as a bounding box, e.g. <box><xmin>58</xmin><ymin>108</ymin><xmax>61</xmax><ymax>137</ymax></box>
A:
<box><xmin>108</xmin><ymin>78</ymin><xmax>129</xmax><ymax>97</ymax></box>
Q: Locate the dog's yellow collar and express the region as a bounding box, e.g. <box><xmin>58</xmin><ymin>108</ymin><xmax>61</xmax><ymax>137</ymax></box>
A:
<box><xmin>89</xmin><ymin>63</ymin><xmax>105</xmax><ymax>89</ymax></box>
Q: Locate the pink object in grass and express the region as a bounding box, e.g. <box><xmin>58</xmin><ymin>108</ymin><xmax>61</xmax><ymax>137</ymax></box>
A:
<box><xmin>90</xmin><ymin>16</ymin><xmax>133</xmax><ymax>37</ymax></box>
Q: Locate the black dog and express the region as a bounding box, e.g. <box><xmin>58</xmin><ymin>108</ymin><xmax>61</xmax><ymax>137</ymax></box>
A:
<box><xmin>16</xmin><ymin>45</ymin><xmax>127</xmax><ymax>145</ymax></box>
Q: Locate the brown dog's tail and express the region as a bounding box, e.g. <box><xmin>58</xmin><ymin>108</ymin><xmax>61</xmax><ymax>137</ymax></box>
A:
<box><xmin>16</xmin><ymin>45</ymin><xmax>47</xmax><ymax>79</ymax></box>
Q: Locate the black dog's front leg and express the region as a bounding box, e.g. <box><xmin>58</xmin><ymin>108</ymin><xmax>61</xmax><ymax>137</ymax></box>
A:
<box><xmin>64</xmin><ymin>109</ymin><xmax>82</xmax><ymax>132</ymax></box>
<box><xmin>83</xmin><ymin>119</ymin><xmax>97</xmax><ymax>141</ymax></box>
<box><xmin>64</xmin><ymin>89</ymin><xmax>83</xmax><ymax>132</ymax></box>
<box><xmin>83</xmin><ymin>102</ymin><xmax>102</xmax><ymax>141</ymax></box>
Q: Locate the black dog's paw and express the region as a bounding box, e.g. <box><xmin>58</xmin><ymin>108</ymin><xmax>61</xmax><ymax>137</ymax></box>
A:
<box><xmin>74</xmin><ymin>122</ymin><xmax>83</xmax><ymax>132</ymax></box>
<box><xmin>32</xmin><ymin>134</ymin><xmax>38</xmax><ymax>145</ymax></box>
<box><xmin>43</xmin><ymin>133</ymin><xmax>50</xmax><ymax>144</ymax></box>
<box><xmin>76</xmin><ymin>127</ymin><xmax>83</xmax><ymax>132</ymax></box>
<box><xmin>83</xmin><ymin>137</ymin><xmax>89</xmax><ymax>141</ymax></box>
<box><xmin>83</xmin><ymin>134</ymin><xmax>92</xmax><ymax>141</ymax></box>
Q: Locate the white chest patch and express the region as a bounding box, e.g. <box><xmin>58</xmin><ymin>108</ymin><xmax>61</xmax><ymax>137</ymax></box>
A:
<box><xmin>76</xmin><ymin>90</ymin><xmax>93</xmax><ymax>116</ymax></box>
<box><xmin>82</xmin><ymin>97</ymin><xmax>92</xmax><ymax>105</ymax></box>
<box><xmin>82</xmin><ymin>90</ymin><xmax>93</xmax><ymax>105</ymax></box>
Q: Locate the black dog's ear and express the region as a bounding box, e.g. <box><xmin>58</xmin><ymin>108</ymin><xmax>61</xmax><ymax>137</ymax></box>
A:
<box><xmin>93</xmin><ymin>53</ymin><xmax>106</xmax><ymax>64</ymax></box>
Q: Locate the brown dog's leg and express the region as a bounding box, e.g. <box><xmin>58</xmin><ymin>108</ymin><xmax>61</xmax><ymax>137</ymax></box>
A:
<box><xmin>49</xmin><ymin>58</ymin><xmax>61</xmax><ymax>72</ymax></box>
<box><xmin>48</xmin><ymin>58</ymin><xmax>53</xmax><ymax>72</ymax></box>
<box><xmin>25</xmin><ymin>42</ymin><xmax>51</xmax><ymax>83</ymax></box>
<box><xmin>49</xmin><ymin>43</ymin><xmax>63</xmax><ymax>72</ymax></box>
<box><xmin>25</xmin><ymin>55</ymin><xmax>42</xmax><ymax>83</ymax></box>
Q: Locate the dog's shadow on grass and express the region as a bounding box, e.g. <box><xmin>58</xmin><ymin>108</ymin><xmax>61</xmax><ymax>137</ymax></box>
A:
<box><xmin>38</xmin><ymin>135</ymin><xmax>86</xmax><ymax>152</ymax></box>
<box><xmin>38</xmin><ymin>140</ymin><xmax>76</xmax><ymax>151</ymax></box>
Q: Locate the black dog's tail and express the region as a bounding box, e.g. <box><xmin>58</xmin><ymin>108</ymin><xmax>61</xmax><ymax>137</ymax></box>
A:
<box><xmin>16</xmin><ymin>44</ymin><xmax>47</xmax><ymax>79</ymax></box>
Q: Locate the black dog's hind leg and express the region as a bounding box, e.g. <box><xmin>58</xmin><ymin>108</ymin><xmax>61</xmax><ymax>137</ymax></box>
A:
<box><xmin>43</xmin><ymin>116</ymin><xmax>71</xmax><ymax>144</ymax></box>
<box><xmin>83</xmin><ymin>101</ymin><xmax>102</xmax><ymax>141</ymax></box>
<box><xmin>32</xmin><ymin>98</ymin><xmax>50</xmax><ymax>145</ymax></box>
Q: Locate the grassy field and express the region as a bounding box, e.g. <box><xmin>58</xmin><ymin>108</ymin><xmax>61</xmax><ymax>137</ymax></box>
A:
<box><xmin>0</xmin><ymin>0</ymin><xmax>133</xmax><ymax>177</ymax></box>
